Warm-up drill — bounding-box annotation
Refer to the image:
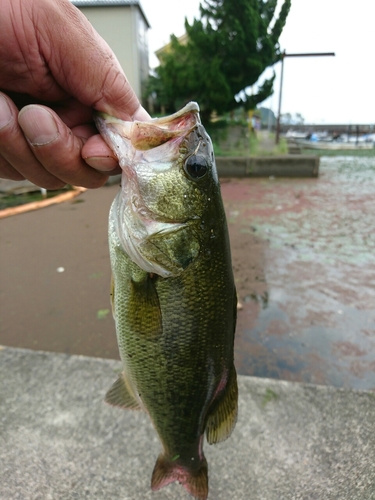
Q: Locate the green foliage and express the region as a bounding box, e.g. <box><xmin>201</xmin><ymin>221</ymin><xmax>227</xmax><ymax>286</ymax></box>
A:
<box><xmin>146</xmin><ymin>0</ymin><xmax>291</xmax><ymax>121</ymax></box>
<box><xmin>208</xmin><ymin>124</ymin><xmax>290</xmax><ymax>157</ymax></box>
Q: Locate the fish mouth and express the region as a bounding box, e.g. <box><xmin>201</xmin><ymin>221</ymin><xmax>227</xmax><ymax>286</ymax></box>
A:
<box><xmin>148</xmin><ymin>102</ymin><xmax>200</xmax><ymax>127</ymax></box>
<box><xmin>95</xmin><ymin>102</ymin><xmax>200</xmax><ymax>152</ymax></box>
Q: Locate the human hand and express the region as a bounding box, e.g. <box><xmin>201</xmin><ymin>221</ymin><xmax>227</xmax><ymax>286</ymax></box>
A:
<box><xmin>0</xmin><ymin>0</ymin><xmax>150</xmax><ymax>189</ymax></box>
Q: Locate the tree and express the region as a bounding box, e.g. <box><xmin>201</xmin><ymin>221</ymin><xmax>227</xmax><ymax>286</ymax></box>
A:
<box><xmin>281</xmin><ymin>112</ymin><xmax>305</xmax><ymax>125</ymax></box>
<box><xmin>146</xmin><ymin>0</ymin><xmax>291</xmax><ymax>122</ymax></box>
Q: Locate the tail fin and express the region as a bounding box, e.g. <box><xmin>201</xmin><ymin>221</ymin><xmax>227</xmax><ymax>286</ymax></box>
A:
<box><xmin>151</xmin><ymin>453</ymin><xmax>208</xmax><ymax>500</ymax></box>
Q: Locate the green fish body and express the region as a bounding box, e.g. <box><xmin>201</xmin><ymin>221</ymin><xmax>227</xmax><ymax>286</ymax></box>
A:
<box><xmin>95</xmin><ymin>102</ymin><xmax>238</xmax><ymax>500</ymax></box>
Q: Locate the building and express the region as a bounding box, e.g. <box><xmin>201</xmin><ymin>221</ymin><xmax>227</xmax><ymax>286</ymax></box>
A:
<box><xmin>71</xmin><ymin>0</ymin><xmax>150</xmax><ymax>103</ymax></box>
<box><xmin>155</xmin><ymin>33</ymin><xmax>188</xmax><ymax>63</ymax></box>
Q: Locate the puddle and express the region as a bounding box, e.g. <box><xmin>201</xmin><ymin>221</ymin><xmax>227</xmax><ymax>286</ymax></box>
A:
<box><xmin>225</xmin><ymin>155</ymin><xmax>375</xmax><ymax>389</ymax></box>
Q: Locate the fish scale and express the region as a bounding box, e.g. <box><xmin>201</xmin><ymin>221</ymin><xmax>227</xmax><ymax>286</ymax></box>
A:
<box><xmin>95</xmin><ymin>102</ymin><xmax>238</xmax><ymax>500</ymax></box>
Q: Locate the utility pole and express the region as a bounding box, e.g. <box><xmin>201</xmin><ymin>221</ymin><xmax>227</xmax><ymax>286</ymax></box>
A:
<box><xmin>275</xmin><ymin>51</ymin><xmax>335</xmax><ymax>144</ymax></box>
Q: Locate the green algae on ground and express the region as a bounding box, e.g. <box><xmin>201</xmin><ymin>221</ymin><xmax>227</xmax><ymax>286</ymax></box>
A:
<box><xmin>97</xmin><ymin>309</ymin><xmax>110</xmax><ymax>320</ymax></box>
<box><xmin>262</xmin><ymin>388</ymin><xmax>279</xmax><ymax>407</ymax></box>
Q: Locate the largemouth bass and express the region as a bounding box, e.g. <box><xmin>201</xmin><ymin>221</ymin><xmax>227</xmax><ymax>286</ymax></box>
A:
<box><xmin>95</xmin><ymin>102</ymin><xmax>238</xmax><ymax>500</ymax></box>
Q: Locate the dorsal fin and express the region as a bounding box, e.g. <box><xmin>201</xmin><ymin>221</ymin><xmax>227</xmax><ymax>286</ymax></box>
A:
<box><xmin>205</xmin><ymin>366</ymin><xmax>238</xmax><ymax>444</ymax></box>
<box><xmin>105</xmin><ymin>372</ymin><xmax>141</xmax><ymax>410</ymax></box>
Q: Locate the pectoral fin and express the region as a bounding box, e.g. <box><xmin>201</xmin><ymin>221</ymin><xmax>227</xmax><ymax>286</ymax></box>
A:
<box><xmin>105</xmin><ymin>372</ymin><xmax>141</xmax><ymax>410</ymax></box>
<box><xmin>129</xmin><ymin>272</ymin><xmax>163</xmax><ymax>339</ymax></box>
<box><xmin>205</xmin><ymin>366</ymin><xmax>238</xmax><ymax>444</ymax></box>
<box><xmin>113</xmin><ymin>246</ymin><xmax>163</xmax><ymax>339</ymax></box>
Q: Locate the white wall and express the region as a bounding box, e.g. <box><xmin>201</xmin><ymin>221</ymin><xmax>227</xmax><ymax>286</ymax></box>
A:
<box><xmin>77</xmin><ymin>5</ymin><xmax>149</xmax><ymax>101</ymax></box>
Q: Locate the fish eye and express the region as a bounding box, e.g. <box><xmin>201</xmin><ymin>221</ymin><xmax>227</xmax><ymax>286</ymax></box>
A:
<box><xmin>184</xmin><ymin>154</ymin><xmax>208</xmax><ymax>180</ymax></box>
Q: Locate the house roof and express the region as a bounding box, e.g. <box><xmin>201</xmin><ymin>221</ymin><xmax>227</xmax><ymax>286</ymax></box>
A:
<box><xmin>71</xmin><ymin>0</ymin><xmax>150</xmax><ymax>28</ymax></box>
<box><xmin>155</xmin><ymin>33</ymin><xmax>188</xmax><ymax>62</ymax></box>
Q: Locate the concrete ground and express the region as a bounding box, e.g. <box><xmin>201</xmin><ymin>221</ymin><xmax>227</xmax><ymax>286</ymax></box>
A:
<box><xmin>1</xmin><ymin>346</ymin><xmax>375</xmax><ymax>500</ymax></box>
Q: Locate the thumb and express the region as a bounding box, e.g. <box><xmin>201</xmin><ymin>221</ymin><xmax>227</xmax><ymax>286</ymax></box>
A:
<box><xmin>18</xmin><ymin>104</ymin><xmax>110</xmax><ymax>188</ymax></box>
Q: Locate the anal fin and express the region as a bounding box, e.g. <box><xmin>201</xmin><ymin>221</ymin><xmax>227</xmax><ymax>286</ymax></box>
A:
<box><xmin>205</xmin><ymin>366</ymin><xmax>238</xmax><ymax>444</ymax></box>
<box><xmin>105</xmin><ymin>372</ymin><xmax>141</xmax><ymax>410</ymax></box>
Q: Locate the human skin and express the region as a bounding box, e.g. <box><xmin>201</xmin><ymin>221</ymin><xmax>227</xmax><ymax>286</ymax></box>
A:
<box><xmin>0</xmin><ymin>0</ymin><xmax>150</xmax><ymax>189</ymax></box>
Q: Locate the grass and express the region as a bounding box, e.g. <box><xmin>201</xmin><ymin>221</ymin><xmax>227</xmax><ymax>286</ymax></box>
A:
<box><xmin>300</xmin><ymin>147</ymin><xmax>375</xmax><ymax>157</ymax></box>
<box><xmin>212</xmin><ymin>130</ymin><xmax>288</xmax><ymax>157</ymax></box>
<box><xmin>0</xmin><ymin>188</ymin><xmax>71</xmax><ymax>210</ymax></box>
<box><xmin>252</xmin><ymin>134</ymin><xmax>289</xmax><ymax>156</ymax></box>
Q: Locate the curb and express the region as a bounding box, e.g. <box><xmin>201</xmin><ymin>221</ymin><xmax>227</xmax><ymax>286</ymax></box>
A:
<box><xmin>216</xmin><ymin>154</ymin><xmax>319</xmax><ymax>177</ymax></box>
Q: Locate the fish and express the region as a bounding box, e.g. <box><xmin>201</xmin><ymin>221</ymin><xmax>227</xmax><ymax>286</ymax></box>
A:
<box><xmin>94</xmin><ymin>102</ymin><xmax>238</xmax><ymax>500</ymax></box>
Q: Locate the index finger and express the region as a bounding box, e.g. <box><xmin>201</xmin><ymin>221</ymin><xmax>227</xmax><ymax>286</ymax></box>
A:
<box><xmin>37</xmin><ymin>0</ymin><xmax>150</xmax><ymax>121</ymax></box>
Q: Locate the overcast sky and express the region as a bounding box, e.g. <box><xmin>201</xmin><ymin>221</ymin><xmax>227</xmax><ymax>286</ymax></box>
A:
<box><xmin>141</xmin><ymin>0</ymin><xmax>374</xmax><ymax>124</ymax></box>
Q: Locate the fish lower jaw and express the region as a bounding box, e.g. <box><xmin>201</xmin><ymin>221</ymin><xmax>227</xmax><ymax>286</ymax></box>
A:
<box><xmin>120</xmin><ymin>223</ymin><xmax>187</xmax><ymax>278</ymax></box>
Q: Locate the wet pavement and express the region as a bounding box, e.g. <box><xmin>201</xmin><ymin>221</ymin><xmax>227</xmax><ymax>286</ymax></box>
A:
<box><xmin>224</xmin><ymin>156</ymin><xmax>375</xmax><ymax>390</ymax></box>
<box><xmin>1</xmin><ymin>155</ymin><xmax>375</xmax><ymax>390</ymax></box>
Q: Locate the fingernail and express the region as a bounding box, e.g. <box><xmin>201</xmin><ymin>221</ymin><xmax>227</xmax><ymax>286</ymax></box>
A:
<box><xmin>85</xmin><ymin>156</ymin><xmax>119</xmax><ymax>172</ymax></box>
<box><xmin>0</xmin><ymin>95</ymin><xmax>13</xmax><ymax>129</ymax></box>
<box><xmin>18</xmin><ymin>105</ymin><xmax>59</xmax><ymax>145</ymax></box>
<box><xmin>133</xmin><ymin>105</ymin><xmax>151</xmax><ymax>121</ymax></box>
